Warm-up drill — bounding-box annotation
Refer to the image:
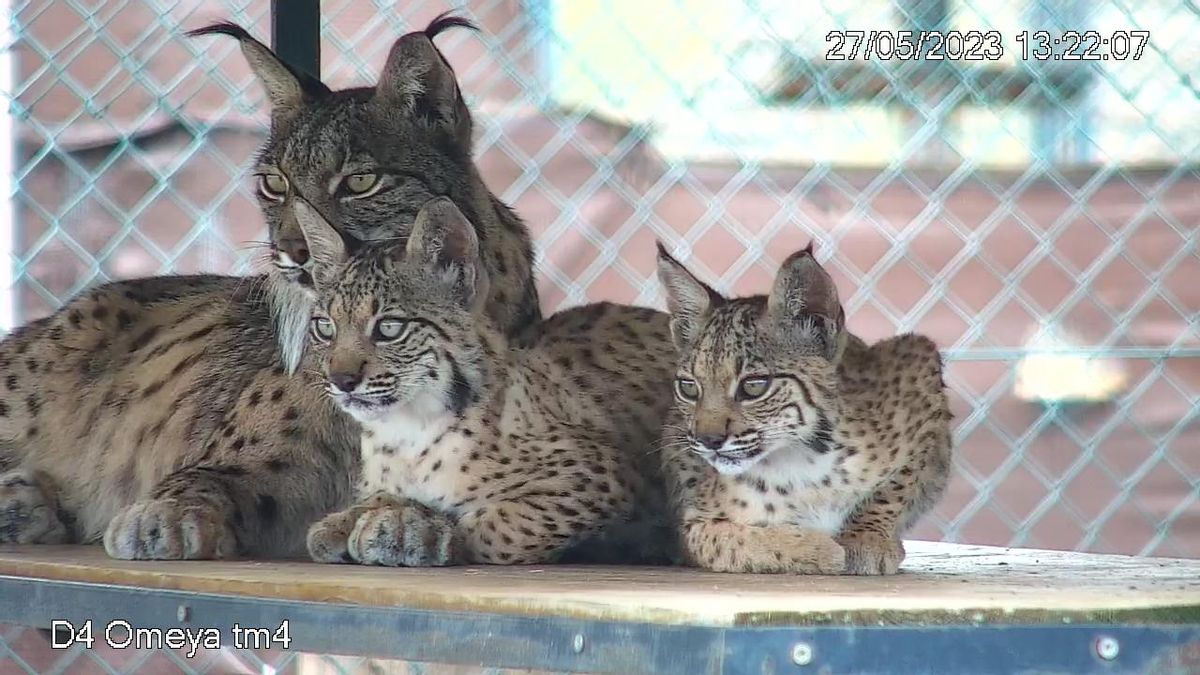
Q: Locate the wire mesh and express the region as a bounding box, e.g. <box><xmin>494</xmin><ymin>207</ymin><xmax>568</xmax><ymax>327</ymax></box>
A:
<box><xmin>4</xmin><ymin>0</ymin><xmax>1198</xmax><ymax>560</ymax></box>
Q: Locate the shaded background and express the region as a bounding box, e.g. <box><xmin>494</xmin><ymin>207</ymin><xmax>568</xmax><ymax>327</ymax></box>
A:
<box><xmin>5</xmin><ymin>0</ymin><xmax>1198</xmax><ymax>557</ymax></box>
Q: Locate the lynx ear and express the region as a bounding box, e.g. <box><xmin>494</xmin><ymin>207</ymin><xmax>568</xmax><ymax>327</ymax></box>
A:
<box><xmin>187</xmin><ymin>22</ymin><xmax>330</xmax><ymax>116</ymax></box>
<box><xmin>372</xmin><ymin>13</ymin><xmax>476</xmax><ymax>148</ymax></box>
<box><xmin>767</xmin><ymin>243</ymin><xmax>844</xmax><ymax>359</ymax></box>
<box><xmin>656</xmin><ymin>243</ymin><xmax>721</xmax><ymax>350</ymax></box>
<box><xmin>290</xmin><ymin>198</ymin><xmax>355</xmax><ymax>290</ymax></box>
<box><xmin>405</xmin><ymin>197</ymin><xmax>487</xmax><ymax>310</ymax></box>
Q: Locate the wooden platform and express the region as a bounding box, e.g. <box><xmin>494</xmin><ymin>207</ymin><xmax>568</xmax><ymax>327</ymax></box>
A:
<box><xmin>0</xmin><ymin>541</ymin><xmax>1196</xmax><ymax>627</ymax></box>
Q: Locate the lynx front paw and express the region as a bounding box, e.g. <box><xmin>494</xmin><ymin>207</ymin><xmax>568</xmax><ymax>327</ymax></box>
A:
<box><xmin>347</xmin><ymin>503</ymin><xmax>461</xmax><ymax>567</ymax></box>
<box><xmin>0</xmin><ymin>470</ymin><xmax>69</xmax><ymax>544</ymax></box>
<box><xmin>104</xmin><ymin>499</ymin><xmax>235</xmax><ymax>560</ymax></box>
<box><xmin>766</xmin><ymin>529</ymin><xmax>847</xmax><ymax>575</ymax></box>
<box><xmin>307</xmin><ymin>508</ymin><xmax>359</xmax><ymax>563</ymax></box>
<box><xmin>839</xmin><ymin>532</ymin><xmax>905</xmax><ymax>575</ymax></box>
<box><xmin>688</xmin><ymin>521</ymin><xmax>846</xmax><ymax>574</ymax></box>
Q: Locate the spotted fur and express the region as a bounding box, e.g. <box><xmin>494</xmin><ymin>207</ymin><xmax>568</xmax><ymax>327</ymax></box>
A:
<box><xmin>656</xmin><ymin>244</ymin><xmax>953</xmax><ymax>575</ymax></box>
<box><xmin>0</xmin><ymin>276</ymin><xmax>358</xmax><ymax>558</ymax></box>
<box><xmin>0</xmin><ymin>16</ymin><xmax>542</xmax><ymax>560</ymax></box>
<box><xmin>298</xmin><ymin>199</ymin><xmax>674</xmax><ymax>566</ymax></box>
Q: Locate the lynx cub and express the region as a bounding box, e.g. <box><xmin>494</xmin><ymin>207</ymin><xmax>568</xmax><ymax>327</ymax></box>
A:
<box><xmin>656</xmin><ymin>244</ymin><xmax>952</xmax><ymax>575</ymax></box>
<box><xmin>298</xmin><ymin>198</ymin><xmax>671</xmax><ymax>565</ymax></box>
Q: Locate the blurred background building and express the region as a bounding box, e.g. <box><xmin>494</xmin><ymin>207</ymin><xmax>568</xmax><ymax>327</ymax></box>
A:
<box><xmin>4</xmin><ymin>0</ymin><xmax>1197</xmax><ymax>563</ymax></box>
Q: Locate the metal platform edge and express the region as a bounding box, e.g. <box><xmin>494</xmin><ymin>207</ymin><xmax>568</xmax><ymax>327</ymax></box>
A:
<box><xmin>0</xmin><ymin>574</ymin><xmax>1196</xmax><ymax>674</ymax></box>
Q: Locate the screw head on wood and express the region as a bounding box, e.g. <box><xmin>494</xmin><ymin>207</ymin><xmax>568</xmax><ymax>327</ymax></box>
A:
<box><xmin>791</xmin><ymin>642</ymin><xmax>813</xmax><ymax>666</ymax></box>
<box><xmin>176</xmin><ymin>605</ymin><xmax>190</xmax><ymax>622</ymax></box>
<box><xmin>1095</xmin><ymin>636</ymin><xmax>1119</xmax><ymax>661</ymax></box>
<box><xmin>572</xmin><ymin>633</ymin><xmax>585</xmax><ymax>654</ymax></box>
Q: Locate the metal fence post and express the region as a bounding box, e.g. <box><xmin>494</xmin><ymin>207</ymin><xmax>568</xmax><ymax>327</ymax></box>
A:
<box><xmin>271</xmin><ymin>0</ymin><xmax>321</xmax><ymax>79</ymax></box>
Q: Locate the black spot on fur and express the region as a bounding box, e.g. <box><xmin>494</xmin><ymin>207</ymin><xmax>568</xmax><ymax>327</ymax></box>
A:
<box><xmin>200</xmin><ymin>465</ymin><xmax>249</xmax><ymax>477</ymax></box>
<box><xmin>169</xmin><ymin>353</ymin><xmax>203</xmax><ymax>378</ymax></box>
<box><xmin>256</xmin><ymin>494</ymin><xmax>279</xmax><ymax>523</ymax></box>
<box><xmin>184</xmin><ymin>324</ymin><xmax>217</xmax><ymax>344</ymax></box>
<box><xmin>130</xmin><ymin>326</ymin><xmax>160</xmax><ymax>351</ymax></box>
<box><xmin>447</xmin><ymin>359</ymin><xmax>472</xmax><ymax>417</ymax></box>
<box><xmin>809</xmin><ymin>412</ymin><xmax>835</xmax><ymax>455</ymax></box>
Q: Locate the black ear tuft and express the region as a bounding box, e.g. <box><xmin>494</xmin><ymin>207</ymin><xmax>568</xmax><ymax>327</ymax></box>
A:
<box><xmin>187</xmin><ymin>21</ymin><xmax>331</xmax><ymax>105</ymax></box>
<box><xmin>185</xmin><ymin>21</ymin><xmax>253</xmax><ymax>41</ymax></box>
<box><xmin>424</xmin><ymin>12</ymin><xmax>480</xmax><ymax>38</ymax></box>
<box><xmin>373</xmin><ymin>13</ymin><xmax>476</xmax><ymax>148</ymax></box>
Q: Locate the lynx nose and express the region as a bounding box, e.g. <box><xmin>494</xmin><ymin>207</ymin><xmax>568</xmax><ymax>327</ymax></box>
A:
<box><xmin>275</xmin><ymin>236</ymin><xmax>310</xmax><ymax>267</ymax></box>
<box><xmin>329</xmin><ymin>372</ymin><xmax>362</xmax><ymax>393</ymax></box>
<box><xmin>694</xmin><ymin>433</ymin><xmax>728</xmax><ymax>451</ymax></box>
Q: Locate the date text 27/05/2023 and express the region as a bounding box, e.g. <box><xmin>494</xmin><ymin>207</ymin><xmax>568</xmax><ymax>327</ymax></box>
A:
<box><xmin>825</xmin><ymin>30</ymin><xmax>1150</xmax><ymax>62</ymax></box>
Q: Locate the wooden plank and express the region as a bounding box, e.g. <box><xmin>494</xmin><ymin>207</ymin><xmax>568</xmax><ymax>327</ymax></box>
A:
<box><xmin>0</xmin><ymin>542</ymin><xmax>1195</xmax><ymax>627</ymax></box>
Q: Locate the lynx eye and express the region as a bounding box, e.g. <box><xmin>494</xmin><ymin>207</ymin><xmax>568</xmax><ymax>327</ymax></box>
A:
<box><xmin>373</xmin><ymin>318</ymin><xmax>408</xmax><ymax>343</ymax></box>
<box><xmin>311</xmin><ymin>317</ymin><xmax>335</xmax><ymax>341</ymax></box>
<box><xmin>674</xmin><ymin>378</ymin><xmax>700</xmax><ymax>402</ymax></box>
<box><xmin>342</xmin><ymin>173</ymin><xmax>380</xmax><ymax>197</ymax></box>
<box><xmin>737</xmin><ymin>376</ymin><xmax>771</xmax><ymax>401</ymax></box>
<box><xmin>258</xmin><ymin>173</ymin><xmax>288</xmax><ymax>200</ymax></box>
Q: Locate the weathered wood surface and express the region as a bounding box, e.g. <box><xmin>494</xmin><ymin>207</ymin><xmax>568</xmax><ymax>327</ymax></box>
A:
<box><xmin>0</xmin><ymin>542</ymin><xmax>1195</xmax><ymax>626</ymax></box>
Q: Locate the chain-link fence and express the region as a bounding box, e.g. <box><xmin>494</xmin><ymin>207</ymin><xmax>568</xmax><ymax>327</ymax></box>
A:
<box><xmin>5</xmin><ymin>0</ymin><xmax>1198</xmax><ymax>561</ymax></box>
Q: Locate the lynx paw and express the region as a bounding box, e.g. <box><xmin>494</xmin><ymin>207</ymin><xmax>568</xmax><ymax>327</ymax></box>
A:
<box><xmin>689</xmin><ymin>521</ymin><xmax>846</xmax><ymax>574</ymax></box>
<box><xmin>347</xmin><ymin>504</ymin><xmax>461</xmax><ymax>567</ymax></box>
<box><xmin>839</xmin><ymin>532</ymin><xmax>905</xmax><ymax>575</ymax></box>
<box><xmin>0</xmin><ymin>470</ymin><xmax>69</xmax><ymax>544</ymax></box>
<box><xmin>307</xmin><ymin>508</ymin><xmax>359</xmax><ymax>563</ymax></box>
<box><xmin>770</xmin><ymin>529</ymin><xmax>847</xmax><ymax>575</ymax></box>
<box><xmin>104</xmin><ymin>499</ymin><xmax>235</xmax><ymax>560</ymax></box>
